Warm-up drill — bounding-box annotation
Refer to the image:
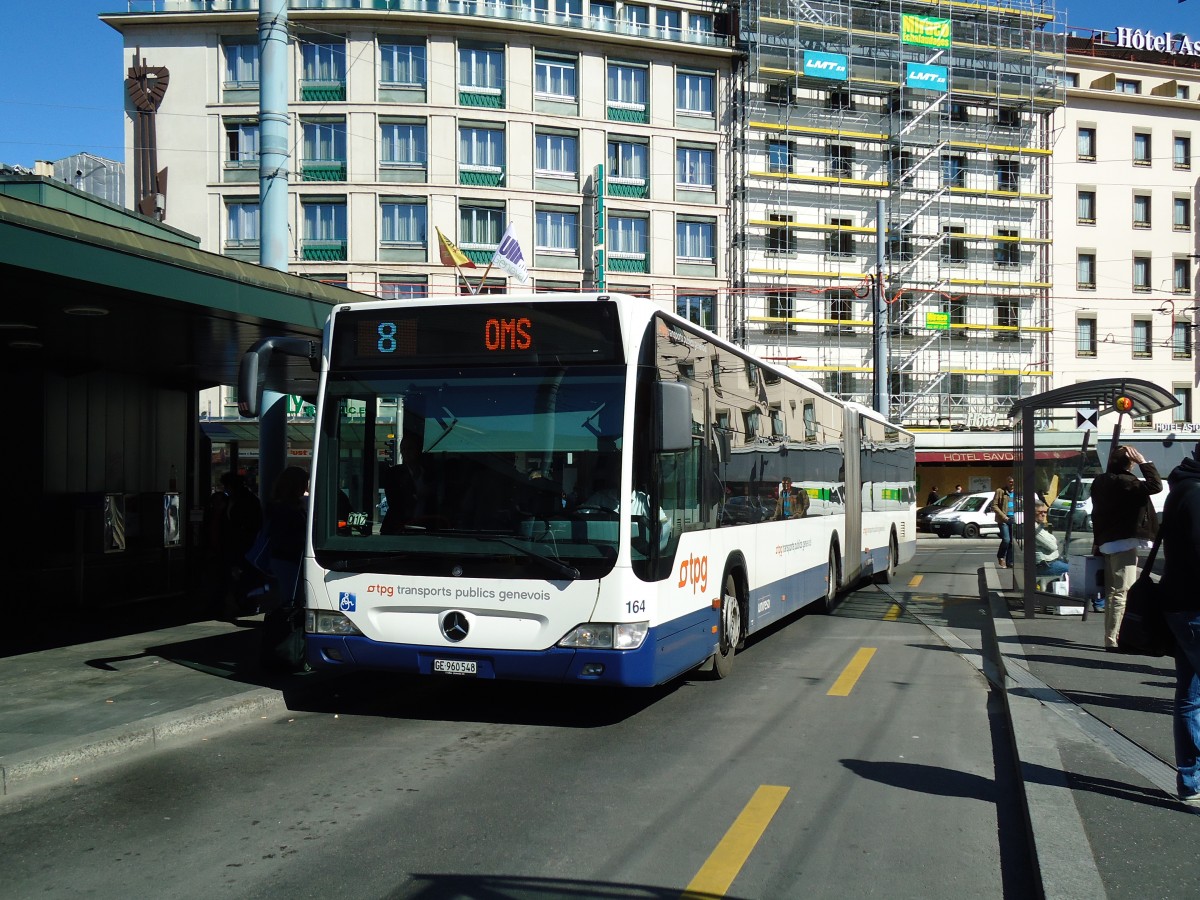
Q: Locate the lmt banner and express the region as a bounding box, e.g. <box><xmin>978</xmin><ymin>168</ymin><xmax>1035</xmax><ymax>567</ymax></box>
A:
<box><xmin>902</xmin><ymin>14</ymin><xmax>951</xmax><ymax>48</ymax></box>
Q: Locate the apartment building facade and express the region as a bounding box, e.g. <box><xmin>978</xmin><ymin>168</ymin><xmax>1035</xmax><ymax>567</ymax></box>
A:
<box><xmin>1053</xmin><ymin>26</ymin><xmax>1200</xmax><ymax>435</ymax></box>
<box><xmin>103</xmin><ymin>0</ymin><xmax>733</xmax><ymax>311</ymax></box>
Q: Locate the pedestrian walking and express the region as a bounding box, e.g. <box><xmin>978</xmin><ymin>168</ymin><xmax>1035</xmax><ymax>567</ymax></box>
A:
<box><xmin>990</xmin><ymin>475</ymin><xmax>1015</xmax><ymax>568</ymax></box>
<box><xmin>1091</xmin><ymin>444</ymin><xmax>1161</xmax><ymax>650</ymax></box>
<box><xmin>1158</xmin><ymin>443</ymin><xmax>1200</xmax><ymax>801</ymax></box>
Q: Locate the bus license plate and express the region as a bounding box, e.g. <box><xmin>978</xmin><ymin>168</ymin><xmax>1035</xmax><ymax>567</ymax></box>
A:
<box><xmin>433</xmin><ymin>659</ymin><xmax>477</xmax><ymax>676</ymax></box>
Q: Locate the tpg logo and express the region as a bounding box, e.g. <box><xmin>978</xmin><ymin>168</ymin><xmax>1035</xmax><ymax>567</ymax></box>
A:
<box><xmin>677</xmin><ymin>554</ymin><xmax>709</xmax><ymax>594</ymax></box>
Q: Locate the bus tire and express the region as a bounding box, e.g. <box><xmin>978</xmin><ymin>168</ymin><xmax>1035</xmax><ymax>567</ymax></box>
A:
<box><xmin>874</xmin><ymin>530</ymin><xmax>898</xmax><ymax>584</ymax></box>
<box><xmin>712</xmin><ymin>573</ymin><xmax>742</xmax><ymax>679</ymax></box>
<box><xmin>818</xmin><ymin>543</ymin><xmax>840</xmax><ymax>614</ymax></box>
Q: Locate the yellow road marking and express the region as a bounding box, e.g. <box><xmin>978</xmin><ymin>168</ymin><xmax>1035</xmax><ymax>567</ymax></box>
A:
<box><xmin>827</xmin><ymin>648</ymin><xmax>877</xmax><ymax>697</ymax></box>
<box><xmin>682</xmin><ymin>785</ymin><xmax>790</xmax><ymax>898</ymax></box>
<box><xmin>908</xmin><ymin>574</ymin><xmax>923</xmax><ymax>588</ymax></box>
<box><xmin>884</xmin><ymin>603</ymin><xmax>902</xmax><ymax>621</ymax></box>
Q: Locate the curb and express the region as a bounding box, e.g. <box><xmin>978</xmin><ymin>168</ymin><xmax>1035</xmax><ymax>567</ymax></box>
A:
<box><xmin>980</xmin><ymin>564</ymin><xmax>1106</xmax><ymax>900</ymax></box>
<box><xmin>1</xmin><ymin>688</ymin><xmax>286</xmax><ymax>798</ymax></box>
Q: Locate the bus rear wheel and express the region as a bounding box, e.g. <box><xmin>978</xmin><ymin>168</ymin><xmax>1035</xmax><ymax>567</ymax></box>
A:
<box><xmin>874</xmin><ymin>531</ymin><xmax>898</xmax><ymax>584</ymax></box>
<box><xmin>712</xmin><ymin>574</ymin><xmax>741</xmax><ymax>679</ymax></box>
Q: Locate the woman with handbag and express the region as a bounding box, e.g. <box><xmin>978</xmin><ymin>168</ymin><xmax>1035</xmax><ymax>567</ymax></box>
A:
<box><xmin>1160</xmin><ymin>445</ymin><xmax>1200</xmax><ymax>802</ymax></box>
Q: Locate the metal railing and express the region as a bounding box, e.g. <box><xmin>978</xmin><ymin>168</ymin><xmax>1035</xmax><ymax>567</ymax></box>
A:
<box><xmin>120</xmin><ymin>0</ymin><xmax>728</xmax><ymax>48</ymax></box>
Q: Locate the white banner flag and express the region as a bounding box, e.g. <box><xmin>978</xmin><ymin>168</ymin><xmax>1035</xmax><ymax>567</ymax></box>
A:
<box><xmin>491</xmin><ymin>223</ymin><xmax>529</xmax><ymax>284</ymax></box>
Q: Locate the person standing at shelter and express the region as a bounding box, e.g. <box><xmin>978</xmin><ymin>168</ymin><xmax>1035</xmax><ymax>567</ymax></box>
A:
<box><xmin>990</xmin><ymin>476</ymin><xmax>1015</xmax><ymax>568</ymax></box>
<box><xmin>1157</xmin><ymin>443</ymin><xmax>1200</xmax><ymax>801</ymax></box>
<box><xmin>1091</xmin><ymin>444</ymin><xmax>1161</xmax><ymax>651</ymax></box>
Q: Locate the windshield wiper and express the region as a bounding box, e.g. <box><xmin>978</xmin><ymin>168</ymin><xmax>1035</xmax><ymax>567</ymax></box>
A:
<box><xmin>484</xmin><ymin>536</ymin><xmax>580</xmax><ymax>581</ymax></box>
<box><xmin>326</xmin><ymin>554</ymin><xmax>413</xmax><ymax>573</ymax></box>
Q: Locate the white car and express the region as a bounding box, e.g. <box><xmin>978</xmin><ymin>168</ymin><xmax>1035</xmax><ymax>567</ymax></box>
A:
<box><xmin>1048</xmin><ymin>476</ymin><xmax>1168</xmax><ymax>533</ymax></box>
<box><xmin>929</xmin><ymin>491</ymin><xmax>1002</xmax><ymax>539</ymax></box>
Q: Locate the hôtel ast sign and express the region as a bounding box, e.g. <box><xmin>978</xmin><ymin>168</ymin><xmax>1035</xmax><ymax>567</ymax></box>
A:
<box><xmin>1112</xmin><ymin>26</ymin><xmax>1200</xmax><ymax>57</ymax></box>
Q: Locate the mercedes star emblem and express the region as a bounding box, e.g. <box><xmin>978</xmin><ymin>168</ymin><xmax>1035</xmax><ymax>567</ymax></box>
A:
<box><xmin>441</xmin><ymin>611</ymin><xmax>470</xmax><ymax>642</ymax></box>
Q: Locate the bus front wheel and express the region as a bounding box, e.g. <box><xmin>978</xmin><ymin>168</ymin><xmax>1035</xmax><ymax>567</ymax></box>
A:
<box><xmin>712</xmin><ymin>574</ymin><xmax>742</xmax><ymax>679</ymax></box>
<box><xmin>818</xmin><ymin>544</ymin><xmax>840</xmax><ymax>614</ymax></box>
<box><xmin>874</xmin><ymin>531</ymin><xmax>898</xmax><ymax>584</ymax></box>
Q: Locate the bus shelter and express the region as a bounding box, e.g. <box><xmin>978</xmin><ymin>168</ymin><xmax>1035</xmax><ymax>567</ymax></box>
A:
<box><xmin>1008</xmin><ymin>379</ymin><xmax>1179</xmax><ymax>618</ymax></box>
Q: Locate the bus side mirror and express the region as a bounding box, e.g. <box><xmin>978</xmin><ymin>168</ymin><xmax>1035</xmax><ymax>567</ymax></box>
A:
<box><xmin>656</xmin><ymin>381</ymin><xmax>693</xmax><ymax>452</ymax></box>
<box><xmin>237</xmin><ymin>337</ymin><xmax>319</xmax><ymax>418</ymax></box>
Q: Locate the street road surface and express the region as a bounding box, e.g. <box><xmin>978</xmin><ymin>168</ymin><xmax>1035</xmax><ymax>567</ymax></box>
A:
<box><xmin>1</xmin><ymin>540</ymin><xmax>1033</xmax><ymax>898</ymax></box>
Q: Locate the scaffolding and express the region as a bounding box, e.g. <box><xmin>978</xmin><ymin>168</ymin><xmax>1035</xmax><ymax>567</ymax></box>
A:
<box><xmin>729</xmin><ymin>0</ymin><xmax>1065</xmax><ymax>428</ymax></box>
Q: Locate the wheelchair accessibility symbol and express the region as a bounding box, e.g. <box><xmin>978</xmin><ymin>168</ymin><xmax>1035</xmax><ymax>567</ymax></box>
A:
<box><xmin>339</xmin><ymin>592</ymin><xmax>356</xmax><ymax>612</ymax></box>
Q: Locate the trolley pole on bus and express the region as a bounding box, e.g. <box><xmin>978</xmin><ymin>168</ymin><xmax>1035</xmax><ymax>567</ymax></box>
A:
<box><xmin>872</xmin><ymin>200</ymin><xmax>890</xmax><ymax>420</ymax></box>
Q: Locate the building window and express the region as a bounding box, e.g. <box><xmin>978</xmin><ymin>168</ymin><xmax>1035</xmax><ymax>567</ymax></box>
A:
<box><xmin>767</xmin><ymin>214</ymin><xmax>793</xmax><ymax>253</ymax></box>
<box><xmin>1077</xmin><ymin>189</ymin><xmax>1096</xmax><ymax>224</ymax></box>
<box><xmin>656</xmin><ymin>7</ymin><xmax>681</xmax><ymax>39</ymax></box>
<box><xmin>1116</xmin><ymin>78</ymin><xmax>1141</xmax><ymax>94</ymax></box>
<box><xmin>995</xmin><ymin>298</ymin><xmax>1018</xmax><ymax>340</ymax></box>
<box><xmin>1174</xmin><ymin>386</ymin><xmax>1193</xmax><ymax>423</ymax></box>
<box><xmin>1078</xmin><ymin>126</ymin><xmax>1096</xmax><ymax>161</ymax></box>
<box><xmin>225</xmin><ymin>120</ymin><xmax>259</xmax><ymax>168</ymax></box>
<box><xmin>677</xmin><ymin>218</ymin><xmax>715</xmax><ymax>264</ymax></box>
<box><xmin>768</xmin><ymin>139</ymin><xmax>792</xmax><ymax>175</ymax></box>
<box><xmin>829</xmin><ymin>144</ymin><xmax>853</xmax><ymax>178</ymax></box>
<box><xmin>676</xmin><ymin>71</ymin><xmax>714</xmax><ymax>116</ymax></box>
<box><xmin>888</xmin><ymin>148</ymin><xmax>913</xmax><ymax>184</ymax></box>
<box><xmin>380</xmin><ymin>200</ymin><xmax>427</xmax><ymax>246</ymax></box>
<box><xmin>590</xmin><ymin>0</ymin><xmax>616</xmax><ymax>27</ymax></box>
<box><xmin>460</xmin><ymin>204</ymin><xmax>505</xmax><ymax>249</ymax></box>
<box><xmin>1077</xmin><ymin>252</ymin><xmax>1096</xmax><ymax>289</ymax></box>
<box><xmin>996</xmin><ymin>159</ymin><xmax>1019</xmax><ymax>192</ymax></box>
<box><xmin>1179</xmin><ymin>85</ymin><xmax>1191</xmax><ymax>100</ymax></box>
<box><xmin>994</xmin><ymin>228</ymin><xmax>1019</xmax><ymax>268</ymax></box>
<box><xmin>535</xmin><ymin>131</ymin><xmax>578</xmax><ymax>179</ymax></box>
<box><xmin>460</xmin><ymin>46</ymin><xmax>504</xmax><ymax>105</ymax></box>
<box><xmin>674</xmin><ymin>144</ymin><xmax>714</xmax><ymax>191</ymax></box>
<box><xmin>1174</xmin><ymin>321</ymin><xmax>1193</xmax><ymax>359</ymax></box>
<box><xmin>301</xmin><ymin>41</ymin><xmax>346</xmax><ymax>100</ymax></box>
<box><xmin>459</xmin><ymin>125</ymin><xmax>505</xmax><ymax>185</ymax></box>
<box><xmin>607</xmin><ymin>63</ymin><xmax>648</xmax><ymax>116</ymax></box>
<box><xmin>380</xmin><ymin>40</ymin><xmax>426</xmax><ymax>86</ymax></box>
<box><xmin>535</xmin><ymin>208</ymin><xmax>578</xmax><ymax>253</ymax></box>
<box><xmin>997</xmin><ymin>105</ymin><xmax>1021</xmax><ymax>126</ymax></box>
<box><xmin>829</xmin><ymin>289</ymin><xmax>855</xmax><ymax>332</ymax></box>
<box><xmin>1057</xmin><ymin>71</ymin><xmax>1079</xmax><ymax>88</ymax></box>
<box><xmin>1133</xmin><ymin>194</ymin><xmax>1151</xmax><ymax>228</ymax></box>
<box><xmin>1133</xmin><ymin>256</ymin><xmax>1151</xmax><ymax>292</ymax></box>
<box><xmin>225</xmin><ymin>200</ymin><xmax>260</xmax><ymax>248</ymax></box>
<box><xmin>942</xmin><ymin>155</ymin><xmax>966</xmax><ymax>188</ymax></box>
<box><xmin>688</xmin><ymin>13</ymin><xmax>714</xmax><ymax>39</ymax></box>
<box><xmin>535</xmin><ymin>53</ymin><xmax>577</xmax><ymax>100</ymax></box>
<box><xmin>766</xmin><ymin>289</ymin><xmax>791</xmax><ymax>325</ymax></box>
<box><xmin>301</xmin><ymin>119</ymin><xmax>346</xmax><ymax>181</ymax></box>
<box><xmin>378</xmin><ymin>277</ymin><xmax>427</xmax><ymax>300</ymax></box>
<box><xmin>943</xmin><ymin>225</ymin><xmax>966</xmax><ymax>264</ymax></box>
<box><xmin>1175</xmin><ymin>196</ymin><xmax>1193</xmax><ymax>231</ymax></box>
<box><xmin>1077</xmin><ymin>317</ymin><xmax>1096</xmax><ymax>357</ymax></box>
<box><xmin>828</xmin><ymin>217</ymin><xmax>854</xmax><ymax>257</ymax></box>
<box><xmin>1175</xmin><ymin>135</ymin><xmax>1192</xmax><ymax>170</ymax></box>
<box><xmin>829</xmin><ymin>88</ymin><xmax>853</xmax><ymax>111</ymax></box>
<box><xmin>610</xmin><ymin>215</ymin><xmax>647</xmax><ymax>256</ymax></box>
<box><xmin>677</xmin><ymin>294</ymin><xmax>714</xmax><ymax>330</ymax></box>
<box><xmin>380</xmin><ymin>120</ymin><xmax>427</xmax><ymax>168</ymax></box>
<box><xmin>607</xmin><ymin>138</ymin><xmax>649</xmax><ymax>197</ymax></box>
<box><xmin>1134</xmin><ymin>132</ymin><xmax>1152</xmax><ymax>166</ymax></box>
<box><xmin>1132</xmin><ymin>319</ymin><xmax>1153</xmax><ymax>358</ymax></box>
<box><xmin>1175</xmin><ymin>258</ymin><xmax>1193</xmax><ymax>293</ymax></box>
<box><xmin>621</xmin><ymin>3</ymin><xmax>649</xmax><ymax>32</ymax></box>
<box><xmin>223</xmin><ymin>40</ymin><xmax>259</xmax><ymax>86</ymax></box>
<box><xmin>301</xmin><ymin>200</ymin><xmax>347</xmax><ymax>260</ymax></box>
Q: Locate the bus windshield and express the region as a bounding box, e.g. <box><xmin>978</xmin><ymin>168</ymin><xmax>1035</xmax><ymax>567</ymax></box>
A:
<box><xmin>313</xmin><ymin>365</ymin><xmax>629</xmax><ymax>580</ymax></box>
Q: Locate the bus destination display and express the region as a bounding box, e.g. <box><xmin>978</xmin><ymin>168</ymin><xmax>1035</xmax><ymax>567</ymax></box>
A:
<box><xmin>333</xmin><ymin>302</ymin><xmax>622</xmax><ymax>368</ymax></box>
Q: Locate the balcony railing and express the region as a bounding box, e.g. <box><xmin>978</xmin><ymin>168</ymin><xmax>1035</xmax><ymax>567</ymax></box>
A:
<box><xmin>122</xmin><ymin>1</ymin><xmax>727</xmax><ymax>48</ymax></box>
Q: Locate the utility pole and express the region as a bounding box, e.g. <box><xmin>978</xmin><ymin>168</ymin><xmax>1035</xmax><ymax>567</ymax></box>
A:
<box><xmin>872</xmin><ymin>199</ymin><xmax>890</xmax><ymax>419</ymax></box>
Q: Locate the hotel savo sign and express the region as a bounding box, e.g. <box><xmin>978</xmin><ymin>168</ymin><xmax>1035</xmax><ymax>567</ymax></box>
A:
<box><xmin>1112</xmin><ymin>26</ymin><xmax>1200</xmax><ymax>57</ymax></box>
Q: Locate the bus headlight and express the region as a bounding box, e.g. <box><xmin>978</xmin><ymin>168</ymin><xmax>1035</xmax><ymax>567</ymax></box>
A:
<box><xmin>558</xmin><ymin>621</ymin><xmax>649</xmax><ymax>650</ymax></box>
<box><xmin>306</xmin><ymin>609</ymin><xmax>363</xmax><ymax>636</ymax></box>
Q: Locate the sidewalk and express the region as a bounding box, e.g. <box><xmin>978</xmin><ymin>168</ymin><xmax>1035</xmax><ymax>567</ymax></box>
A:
<box><xmin>0</xmin><ymin>614</ymin><xmax>326</xmax><ymax>797</ymax></box>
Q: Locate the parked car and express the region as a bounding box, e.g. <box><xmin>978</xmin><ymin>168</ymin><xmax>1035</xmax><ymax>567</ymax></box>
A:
<box><xmin>917</xmin><ymin>492</ymin><xmax>964</xmax><ymax>532</ymax></box>
<box><xmin>929</xmin><ymin>491</ymin><xmax>1002</xmax><ymax>539</ymax></box>
<box><xmin>720</xmin><ymin>495</ymin><xmax>771</xmax><ymax>525</ymax></box>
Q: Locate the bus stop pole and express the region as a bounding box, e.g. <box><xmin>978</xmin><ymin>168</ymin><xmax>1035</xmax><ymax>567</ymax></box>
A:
<box><xmin>1022</xmin><ymin>409</ymin><xmax>1037</xmax><ymax>618</ymax></box>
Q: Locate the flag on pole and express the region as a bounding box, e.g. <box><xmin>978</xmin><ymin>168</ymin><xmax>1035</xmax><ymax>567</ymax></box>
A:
<box><xmin>491</xmin><ymin>222</ymin><xmax>529</xmax><ymax>284</ymax></box>
<box><xmin>436</xmin><ymin>227</ymin><xmax>475</xmax><ymax>268</ymax></box>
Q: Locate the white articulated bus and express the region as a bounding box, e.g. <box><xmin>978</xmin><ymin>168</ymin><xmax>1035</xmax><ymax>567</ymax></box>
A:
<box><xmin>240</xmin><ymin>293</ymin><xmax>915</xmax><ymax>686</ymax></box>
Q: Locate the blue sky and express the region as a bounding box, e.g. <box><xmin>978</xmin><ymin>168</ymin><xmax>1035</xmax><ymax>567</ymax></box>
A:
<box><xmin>0</xmin><ymin>1</ymin><xmax>1195</xmax><ymax>168</ymax></box>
